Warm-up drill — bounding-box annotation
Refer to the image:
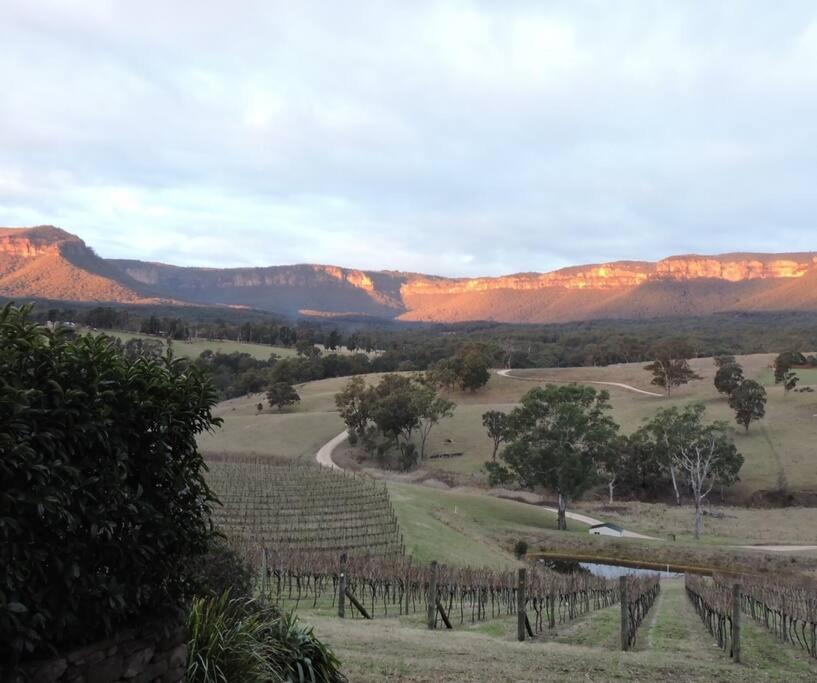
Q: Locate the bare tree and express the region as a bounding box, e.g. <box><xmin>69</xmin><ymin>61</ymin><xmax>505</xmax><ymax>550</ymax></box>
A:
<box><xmin>645</xmin><ymin>405</ymin><xmax>743</xmax><ymax>539</ymax></box>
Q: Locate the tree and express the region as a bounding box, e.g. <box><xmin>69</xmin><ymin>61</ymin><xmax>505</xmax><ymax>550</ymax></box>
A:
<box><xmin>728</xmin><ymin>379</ymin><xmax>767</xmax><ymax>431</ymax></box>
<box><xmin>266</xmin><ymin>381</ymin><xmax>300</xmax><ymax>411</ymax></box>
<box><xmin>635</xmin><ymin>405</ymin><xmax>697</xmax><ymax>505</ymax></box>
<box><xmin>427</xmin><ymin>358</ymin><xmax>459</xmax><ymax>392</ymax></box>
<box><xmin>415</xmin><ymin>386</ymin><xmax>455</xmax><ymax>460</ymax></box>
<box><xmin>714</xmin><ymin>363</ymin><xmax>744</xmax><ymax>396</ymax></box>
<box><xmin>644</xmin><ymin>343</ymin><xmax>702</xmax><ymax>396</ymax></box>
<box><xmin>295</xmin><ymin>339</ymin><xmax>321</xmax><ymax>358</ymax></box>
<box><xmin>774</xmin><ymin>351</ymin><xmax>805</xmax><ymax>384</ymax></box>
<box><xmin>482</xmin><ymin>410</ymin><xmax>510</xmax><ymax>461</ymax></box>
<box><xmin>335</xmin><ymin>374</ymin><xmax>454</xmax><ymax>469</ymax></box>
<box><xmin>617</xmin><ymin>431</ymin><xmax>671</xmax><ymax>501</ymax></box>
<box><xmin>368</xmin><ymin>375</ymin><xmax>422</xmax><ymax>468</ymax></box>
<box><xmin>458</xmin><ymin>349</ymin><xmax>491</xmax><ymax>392</ymax></box>
<box><xmin>783</xmin><ymin>369</ymin><xmax>799</xmax><ymax>393</ymax></box>
<box><xmin>714</xmin><ymin>354</ymin><xmax>736</xmax><ymax>369</ymax></box>
<box><xmin>335</xmin><ymin>376</ymin><xmax>370</xmax><ymax>439</ymax></box>
<box><xmin>326</xmin><ymin>329</ymin><xmax>342</xmax><ymax>351</ymax></box>
<box><xmin>486</xmin><ymin>385</ymin><xmax>619</xmax><ymax>530</ymax></box>
<box><xmin>598</xmin><ymin>435</ymin><xmax>627</xmax><ymax>504</ymax></box>
<box><xmin>641</xmin><ymin>405</ymin><xmax>743</xmax><ymax>539</ymax></box>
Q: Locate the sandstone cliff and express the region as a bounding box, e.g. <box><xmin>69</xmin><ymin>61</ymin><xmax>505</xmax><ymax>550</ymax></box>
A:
<box><xmin>2</xmin><ymin>226</ymin><xmax>816</xmax><ymax>323</ymax></box>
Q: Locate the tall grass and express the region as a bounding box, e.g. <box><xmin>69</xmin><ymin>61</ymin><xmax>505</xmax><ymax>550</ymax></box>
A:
<box><xmin>187</xmin><ymin>591</ymin><xmax>345</xmax><ymax>683</ymax></box>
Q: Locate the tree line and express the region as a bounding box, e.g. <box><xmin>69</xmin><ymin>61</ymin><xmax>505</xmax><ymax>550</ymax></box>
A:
<box><xmin>27</xmin><ymin>301</ymin><xmax>817</xmax><ymax>374</ymax></box>
<box><xmin>484</xmin><ymin>384</ymin><xmax>743</xmax><ymax>538</ymax></box>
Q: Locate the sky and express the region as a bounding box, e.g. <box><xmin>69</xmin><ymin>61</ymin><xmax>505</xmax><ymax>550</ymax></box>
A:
<box><xmin>2</xmin><ymin>1</ymin><xmax>817</xmax><ymax>277</ymax></box>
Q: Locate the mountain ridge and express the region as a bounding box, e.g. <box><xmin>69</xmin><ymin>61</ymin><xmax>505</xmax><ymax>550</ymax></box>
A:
<box><xmin>2</xmin><ymin>225</ymin><xmax>817</xmax><ymax>323</ymax></box>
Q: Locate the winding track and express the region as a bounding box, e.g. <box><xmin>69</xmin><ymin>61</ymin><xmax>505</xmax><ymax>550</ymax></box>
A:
<box><xmin>313</xmin><ymin>427</ymin><xmax>656</xmax><ymax>539</ymax></box>
<box><xmin>497</xmin><ymin>368</ymin><xmax>664</xmax><ymax>397</ymax></box>
<box><xmin>316</xmin><ymin>429</ymin><xmax>348</xmax><ymax>470</ymax></box>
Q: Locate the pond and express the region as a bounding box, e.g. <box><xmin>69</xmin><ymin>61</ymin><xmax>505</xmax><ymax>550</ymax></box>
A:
<box><xmin>580</xmin><ymin>562</ymin><xmax>682</xmax><ymax>579</ymax></box>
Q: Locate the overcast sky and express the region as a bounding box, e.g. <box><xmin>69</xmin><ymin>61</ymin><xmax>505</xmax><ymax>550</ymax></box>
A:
<box><xmin>2</xmin><ymin>1</ymin><xmax>817</xmax><ymax>276</ymax></box>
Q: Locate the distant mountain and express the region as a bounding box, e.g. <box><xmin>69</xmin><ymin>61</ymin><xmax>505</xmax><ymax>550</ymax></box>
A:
<box><xmin>0</xmin><ymin>226</ymin><xmax>171</xmax><ymax>304</ymax></box>
<box><xmin>3</xmin><ymin>225</ymin><xmax>817</xmax><ymax>324</ymax></box>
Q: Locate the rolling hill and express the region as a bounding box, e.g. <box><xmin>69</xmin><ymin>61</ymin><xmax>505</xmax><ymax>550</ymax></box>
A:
<box><xmin>3</xmin><ymin>225</ymin><xmax>817</xmax><ymax>323</ymax></box>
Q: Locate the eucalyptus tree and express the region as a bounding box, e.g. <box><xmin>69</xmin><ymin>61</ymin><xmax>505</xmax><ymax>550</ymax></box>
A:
<box><xmin>486</xmin><ymin>384</ymin><xmax>619</xmax><ymax>530</ymax></box>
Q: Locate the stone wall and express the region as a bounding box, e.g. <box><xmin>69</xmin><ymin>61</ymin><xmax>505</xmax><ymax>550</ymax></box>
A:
<box><xmin>9</xmin><ymin>620</ymin><xmax>187</xmax><ymax>683</ymax></box>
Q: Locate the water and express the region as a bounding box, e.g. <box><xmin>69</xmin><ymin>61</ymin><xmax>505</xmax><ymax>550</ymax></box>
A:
<box><xmin>580</xmin><ymin>562</ymin><xmax>682</xmax><ymax>579</ymax></box>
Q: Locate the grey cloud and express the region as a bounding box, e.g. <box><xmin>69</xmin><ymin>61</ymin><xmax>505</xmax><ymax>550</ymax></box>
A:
<box><xmin>2</xmin><ymin>1</ymin><xmax>817</xmax><ymax>276</ymax></box>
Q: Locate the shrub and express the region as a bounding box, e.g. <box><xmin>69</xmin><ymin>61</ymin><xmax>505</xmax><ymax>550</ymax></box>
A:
<box><xmin>187</xmin><ymin>592</ymin><xmax>345</xmax><ymax>683</ymax></box>
<box><xmin>514</xmin><ymin>540</ymin><xmax>529</xmax><ymax>558</ymax></box>
<box><xmin>190</xmin><ymin>537</ymin><xmax>255</xmax><ymax>600</ymax></box>
<box><xmin>0</xmin><ymin>304</ymin><xmax>222</xmax><ymax>663</ymax></box>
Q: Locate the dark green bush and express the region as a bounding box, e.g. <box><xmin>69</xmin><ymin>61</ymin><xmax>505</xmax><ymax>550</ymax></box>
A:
<box><xmin>0</xmin><ymin>304</ymin><xmax>222</xmax><ymax>663</ymax></box>
<box><xmin>514</xmin><ymin>539</ymin><xmax>529</xmax><ymax>558</ymax></box>
<box><xmin>190</xmin><ymin>537</ymin><xmax>255</xmax><ymax>600</ymax></box>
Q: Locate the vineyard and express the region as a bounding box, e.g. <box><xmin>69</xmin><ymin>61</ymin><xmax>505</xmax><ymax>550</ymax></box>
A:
<box><xmin>247</xmin><ymin>547</ymin><xmax>667</xmax><ymax>653</ymax></box>
<box><xmin>206</xmin><ymin>459</ymin><xmax>404</xmax><ymax>557</ymax></box>
<box><xmin>686</xmin><ymin>573</ymin><xmax>817</xmax><ymax>662</ymax></box>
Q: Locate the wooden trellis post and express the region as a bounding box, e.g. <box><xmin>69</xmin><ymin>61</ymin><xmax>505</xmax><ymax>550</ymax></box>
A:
<box><xmin>403</xmin><ymin>557</ymin><xmax>412</xmax><ymax>615</ymax></box>
<box><xmin>338</xmin><ymin>552</ymin><xmax>347</xmax><ymax>618</ymax></box>
<box><xmin>549</xmin><ymin>590</ymin><xmax>556</xmax><ymax>629</ymax></box>
<box><xmin>620</xmin><ymin>576</ymin><xmax>630</xmax><ymax>651</ymax></box>
<box><xmin>517</xmin><ymin>568</ymin><xmax>527</xmax><ymax>642</ymax></box>
<box><xmin>427</xmin><ymin>561</ymin><xmax>439</xmax><ymax>629</ymax></box>
<box><xmin>731</xmin><ymin>583</ymin><xmax>741</xmax><ymax>663</ymax></box>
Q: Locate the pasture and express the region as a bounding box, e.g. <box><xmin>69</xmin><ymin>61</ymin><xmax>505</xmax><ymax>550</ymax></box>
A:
<box><xmin>89</xmin><ymin>328</ymin><xmax>298</xmax><ymax>360</ymax></box>
<box><xmin>401</xmin><ymin>353</ymin><xmax>817</xmax><ymax>500</ymax></box>
<box><xmin>502</xmin><ymin>353</ymin><xmax>817</xmax><ymax>498</ymax></box>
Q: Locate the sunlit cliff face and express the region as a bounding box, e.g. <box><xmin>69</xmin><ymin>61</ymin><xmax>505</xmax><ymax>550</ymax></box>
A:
<box><xmin>0</xmin><ymin>235</ymin><xmax>62</xmax><ymax>257</ymax></box>
<box><xmin>315</xmin><ymin>265</ymin><xmax>375</xmax><ymax>291</ymax></box>
<box><xmin>655</xmin><ymin>257</ymin><xmax>814</xmax><ymax>281</ymax></box>
<box><xmin>400</xmin><ymin>255</ymin><xmax>817</xmax><ymax>296</ymax></box>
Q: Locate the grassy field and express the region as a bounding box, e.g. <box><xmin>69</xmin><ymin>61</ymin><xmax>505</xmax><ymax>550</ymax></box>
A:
<box><xmin>91</xmin><ymin>327</ymin><xmax>378</xmax><ymax>360</ymax></box>
<box><xmin>198</xmin><ymin>376</ymin><xmax>365</xmax><ymax>458</ymax></box>
<box><xmin>504</xmin><ymin>353</ymin><xmax>817</xmax><ymax>498</ymax></box>
<box><xmin>201</xmin><ymin>353</ymin><xmax>817</xmax><ymax>499</ymax></box>
<box><xmin>388</xmin><ymin>482</ymin><xmax>586</xmax><ymax>568</ymax></box>
<box><xmin>571</xmin><ymin>500</ymin><xmax>817</xmax><ymax>545</ymax></box>
<box><xmin>401</xmin><ymin>353</ymin><xmax>817</xmax><ymax>499</ymax></box>
<box><xmin>90</xmin><ymin>328</ymin><xmax>298</xmax><ymax>360</ymax></box>
<box><xmin>301</xmin><ymin>579</ymin><xmax>817</xmax><ymax>681</ymax></box>
<box><xmin>201</xmin><ymin>359</ymin><xmax>817</xmax><ymax>545</ymax></box>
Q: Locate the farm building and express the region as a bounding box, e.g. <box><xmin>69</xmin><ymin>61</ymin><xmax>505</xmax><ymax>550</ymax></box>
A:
<box><xmin>589</xmin><ymin>522</ymin><xmax>624</xmax><ymax>537</ymax></box>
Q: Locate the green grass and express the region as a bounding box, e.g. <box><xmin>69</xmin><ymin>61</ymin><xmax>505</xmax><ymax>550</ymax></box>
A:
<box><xmin>197</xmin><ymin>375</ymin><xmax>390</xmax><ymax>459</ymax></box>
<box><xmin>420</xmin><ymin>353</ymin><xmax>817</xmax><ymax>499</ymax></box>
<box><xmin>299</xmin><ymin>577</ymin><xmax>817</xmax><ymax>681</ymax></box>
<box><xmin>89</xmin><ymin>328</ymin><xmax>298</xmax><ymax>360</ymax></box>
<box><xmin>387</xmin><ymin>482</ymin><xmax>586</xmax><ymax>569</ymax></box>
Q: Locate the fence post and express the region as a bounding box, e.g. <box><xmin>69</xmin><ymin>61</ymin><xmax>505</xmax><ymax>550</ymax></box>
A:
<box><xmin>338</xmin><ymin>553</ymin><xmax>347</xmax><ymax>619</ymax></box>
<box><xmin>548</xmin><ymin>590</ymin><xmax>556</xmax><ymax>629</ymax></box>
<box><xmin>427</xmin><ymin>561</ymin><xmax>438</xmax><ymax>630</ymax></box>
<box><xmin>404</xmin><ymin>557</ymin><xmax>412</xmax><ymax>616</ymax></box>
<box><xmin>260</xmin><ymin>548</ymin><xmax>268</xmax><ymax>597</ymax></box>
<box><xmin>517</xmin><ymin>568</ymin><xmax>527</xmax><ymax>642</ymax></box>
<box><xmin>732</xmin><ymin>582</ymin><xmax>741</xmax><ymax>663</ymax></box>
<box><xmin>620</xmin><ymin>576</ymin><xmax>629</xmax><ymax>651</ymax></box>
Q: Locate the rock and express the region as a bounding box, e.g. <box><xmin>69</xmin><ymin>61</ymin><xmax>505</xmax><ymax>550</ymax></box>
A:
<box><xmin>122</xmin><ymin>647</ymin><xmax>155</xmax><ymax>678</ymax></box>
<box><xmin>28</xmin><ymin>658</ymin><xmax>68</xmax><ymax>683</ymax></box>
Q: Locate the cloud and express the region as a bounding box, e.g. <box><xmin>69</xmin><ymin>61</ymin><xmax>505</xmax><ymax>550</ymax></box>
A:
<box><xmin>1</xmin><ymin>1</ymin><xmax>817</xmax><ymax>276</ymax></box>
